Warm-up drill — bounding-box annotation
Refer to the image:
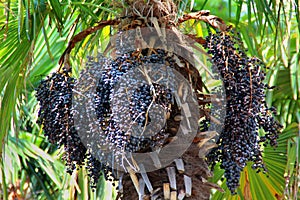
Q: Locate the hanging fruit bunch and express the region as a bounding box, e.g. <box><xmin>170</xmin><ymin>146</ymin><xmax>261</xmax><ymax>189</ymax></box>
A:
<box><xmin>204</xmin><ymin>30</ymin><xmax>282</xmax><ymax>194</ymax></box>
<box><xmin>36</xmin><ymin>0</ymin><xmax>281</xmax><ymax>199</ymax></box>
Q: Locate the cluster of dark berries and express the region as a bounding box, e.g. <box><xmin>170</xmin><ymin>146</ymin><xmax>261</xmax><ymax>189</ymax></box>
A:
<box><xmin>94</xmin><ymin>53</ymin><xmax>137</xmax><ymax>125</ymax></box>
<box><xmin>35</xmin><ymin>68</ymin><xmax>114</xmax><ymax>187</ymax></box>
<box><xmin>204</xmin><ymin>30</ymin><xmax>282</xmax><ymax>194</ymax></box>
<box><xmin>36</xmin><ymin>69</ymin><xmax>87</xmax><ymax>173</ymax></box>
<box><xmin>36</xmin><ymin>48</ymin><xmax>186</xmax><ymax>188</ymax></box>
<box><xmin>91</xmin><ymin>49</ymin><xmax>175</xmax><ymax>155</ymax></box>
<box><xmin>129</xmin><ymin>83</ymin><xmax>172</xmax><ymax>127</ymax></box>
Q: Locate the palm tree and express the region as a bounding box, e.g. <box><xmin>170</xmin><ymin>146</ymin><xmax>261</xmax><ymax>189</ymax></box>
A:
<box><xmin>0</xmin><ymin>0</ymin><xmax>299</xmax><ymax>200</ymax></box>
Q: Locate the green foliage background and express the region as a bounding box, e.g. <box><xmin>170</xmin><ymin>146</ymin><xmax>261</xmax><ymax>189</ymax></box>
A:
<box><xmin>0</xmin><ymin>0</ymin><xmax>299</xmax><ymax>199</ymax></box>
